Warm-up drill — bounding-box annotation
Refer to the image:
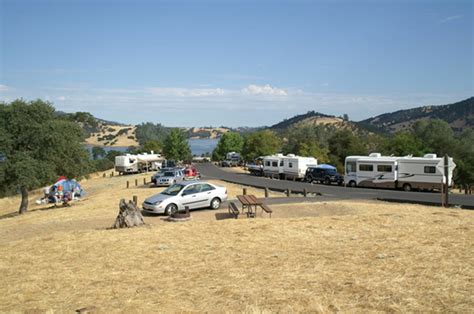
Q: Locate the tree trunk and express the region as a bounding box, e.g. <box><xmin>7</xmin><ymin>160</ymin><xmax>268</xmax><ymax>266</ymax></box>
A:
<box><xmin>112</xmin><ymin>199</ymin><xmax>145</xmax><ymax>228</ymax></box>
<box><xmin>19</xmin><ymin>187</ymin><xmax>28</xmax><ymax>214</ymax></box>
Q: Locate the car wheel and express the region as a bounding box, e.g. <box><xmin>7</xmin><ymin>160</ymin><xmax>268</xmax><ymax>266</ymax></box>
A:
<box><xmin>348</xmin><ymin>181</ymin><xmax>356</xmax><ymax>188</ymax></box>
<box><xmin>403</xmin><ymin>183</ymin><xmax>412</xmax><ymax>192</ymax></box>
<box><xmin>165</xmin><ymin>203</ymin><xmax>178</xmax><ymax>216</ymax></box>
<box><xmin>324</xmin><ymin>177</ymin><xmax>330</xmax><ymax>185</ymax></box>
<box><xmin>210</xmin><ymin>197</ymin><xmax>221</xmax><ymax>210</ymax></box>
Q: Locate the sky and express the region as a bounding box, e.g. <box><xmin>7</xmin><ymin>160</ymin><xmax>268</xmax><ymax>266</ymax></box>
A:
<box><xmin>0</xmin><ymin>0</ymin><xmax>472</xmax><ymax>127</ymax></box>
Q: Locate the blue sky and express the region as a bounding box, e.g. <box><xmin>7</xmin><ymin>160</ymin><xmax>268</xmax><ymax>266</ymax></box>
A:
<box><xmin>0</xmin><ymin>0</ymin><xmax>472</xmax><ymax>127</ymax></box>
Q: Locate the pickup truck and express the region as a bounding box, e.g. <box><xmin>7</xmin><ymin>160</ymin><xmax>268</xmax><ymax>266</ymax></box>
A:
<box><xmin>247</xmin><ymin>163</ymin><xmax>263</xmax><ymax>176</ymax></box>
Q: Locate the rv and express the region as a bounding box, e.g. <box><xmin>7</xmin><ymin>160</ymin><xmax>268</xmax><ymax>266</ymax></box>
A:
<box><xmin>397</xmin><ymin>154</ymin><xmax>454</xmax><ymax>191</ymax></box>
<box><xmin>344</xmin><ymin>153</ymin><xmax>455</xmax><ymax>191</ymax></box>
<box><xmin>281</xmin><ymin>154</ymin><xmax>318</xmax><ymax>180</ymax></box>
<box><xmin>115</xmin><ymin>152</ymin><xmax>163</xmax><ymax>174</ymax></box>
<box><xmin>263</xmin><ymin>154</ymin><xmax>284</xmax><ymax>178</ymax></box>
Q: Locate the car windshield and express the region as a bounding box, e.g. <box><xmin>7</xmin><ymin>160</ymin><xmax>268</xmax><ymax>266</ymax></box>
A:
<box><xmin>163</xmin><ymin>172</ymin><xmax>175</xmax><ymax>177</ymax></box>
<box><xmin>161</xmin><ymin>184</ymin><xmax>184</xmax><ymax>196</ymax></box>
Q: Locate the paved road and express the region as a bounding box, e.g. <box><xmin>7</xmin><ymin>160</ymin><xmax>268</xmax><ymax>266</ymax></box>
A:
<box><xmin>196</xmin><ymin>163</ymin><xmax>474</xmax><ymax>209</ymax></box>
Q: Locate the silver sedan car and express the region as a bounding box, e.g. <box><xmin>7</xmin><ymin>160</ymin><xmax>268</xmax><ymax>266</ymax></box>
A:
<box><xmin>142</xmin><ymin>181</ymin><xmax>228</xmax><ymax>215</ymax></box>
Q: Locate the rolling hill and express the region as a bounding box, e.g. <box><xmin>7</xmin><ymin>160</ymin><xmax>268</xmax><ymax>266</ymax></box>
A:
<box><xmin>268</xmin><ymin>111</ymin><xmax>366</xmax><ymax>134</ymax></box>
<box><xmin>359</xmin><ymin>97</ymin><xmax>474</xmax><ymax>133</ymax></box>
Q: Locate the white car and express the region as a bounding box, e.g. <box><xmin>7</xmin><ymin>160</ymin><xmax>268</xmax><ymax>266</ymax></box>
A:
<box><xmin>142</xmin><ymin>181</ymin><xmax>228</xmax><ymax>215</ymax></box>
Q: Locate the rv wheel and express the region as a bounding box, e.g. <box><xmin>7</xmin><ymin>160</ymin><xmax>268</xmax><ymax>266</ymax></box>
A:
<box><xmin>403</xmin><ymin>183</ymin><xmax>412</xmax><ymax>192</ymax></box>
<box><xmin>348</xmin><ymin>181</ymin><xmax>356</xmax><ymax>188</ymax></box>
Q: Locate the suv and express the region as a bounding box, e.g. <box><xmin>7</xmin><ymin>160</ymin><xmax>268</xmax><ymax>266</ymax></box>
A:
<box><xmin>155</xmin><ymin>169</ymin><xmax>185</xmax><ymax>186</ymax></box>
<box><xmin>305</xmin><ymin>166</ymin><xmax>344</xmax><ymax>185</ymax></box>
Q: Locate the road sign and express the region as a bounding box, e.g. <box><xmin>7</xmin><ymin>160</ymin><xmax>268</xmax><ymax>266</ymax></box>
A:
<box><xmin>436</xmin><ymin>158</ymin><xmax>456</xmax><ymax>175</ymax></box>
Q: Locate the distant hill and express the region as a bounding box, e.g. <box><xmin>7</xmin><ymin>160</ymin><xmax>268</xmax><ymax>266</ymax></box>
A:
<box><xmin>269</xmin><ymin>111</ymin><xmax>361</xmax><ymax>133</ymax></box>
<box><xmin>358</xmin><ymin>97</ymin><xmax>474</xmax><ymax>133</ymax></box>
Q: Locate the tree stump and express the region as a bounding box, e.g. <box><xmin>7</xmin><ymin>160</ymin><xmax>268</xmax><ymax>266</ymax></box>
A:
<box><xmin>113</xmin><ymin>199</ymin><xmax>145</xmax><ymax>229</ymax></box>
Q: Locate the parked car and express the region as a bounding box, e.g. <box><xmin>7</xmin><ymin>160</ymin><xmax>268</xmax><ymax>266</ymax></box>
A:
<box><xmin>184</xmin><ymin>166</ymin><xmax>201</xmax><ymax>180</ymax></box>
<box><xmin>155</xmin><ymin>169</ymin><xmax>185</xmax><ymax>186</ymax></box>
<box><xmin>305</xmin><ymin>165</ymin><xmax>344</xmax><ymax>185</ymax></box>
<box><xmin>142</xmin><ymin>181</ymin><xmax>228</xmax><ymax>215</ymax></box>
<box><xmin>151</xmin><ymin>167</ymin><xmax>175</xmax><ymax>185</ymax></box>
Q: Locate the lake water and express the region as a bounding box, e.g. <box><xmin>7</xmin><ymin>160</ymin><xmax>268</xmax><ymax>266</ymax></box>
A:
<box><xmin>188</xmin><ymin>138</ymin><xmax>218</xmax><ymax>156</ymax></box>
<box><xmin>85</xmin><ymin>138</ymin><xmax>218</xmax><ymax>157</ymax></box>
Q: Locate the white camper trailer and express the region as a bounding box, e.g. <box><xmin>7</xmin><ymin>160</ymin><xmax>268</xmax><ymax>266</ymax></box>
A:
<box><xmin>282</xmin><ymin>154</ymin><xmax>318</xmax><ymax>180</ymax></box>
<box><xmin>344</xmin><ymin>153</ymin><xmax>455</xmax><ymax>191</ymax></box>
<box><xmin>263</xmin><ymin>154</ymin><xmax>284</xmax><ymax>178</ymax></box>
<box><xmin>115</xmin><ymin>152</ymin><xmax>163</xmax><ymax>174</ymax></box>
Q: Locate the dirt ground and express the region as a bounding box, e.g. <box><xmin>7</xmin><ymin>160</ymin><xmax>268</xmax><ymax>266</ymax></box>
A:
<box><xmin>0</xmin><ymin>170</ymin><xmax>472</xmax><ymax>312</ymax></box>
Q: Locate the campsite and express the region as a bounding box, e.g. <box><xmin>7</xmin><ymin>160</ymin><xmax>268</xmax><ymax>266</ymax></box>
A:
<box><xmin>1</xmin><ymin>0</ymin><xmax>473</xmax><ymax>312</ymax></box>
<box><xmin>0</xmin><ymin>169</ymin><xmax>473</xmax><ymax>312</ymax></box>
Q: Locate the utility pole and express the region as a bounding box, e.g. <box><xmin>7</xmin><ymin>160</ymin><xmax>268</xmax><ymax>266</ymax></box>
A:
<box><xmin>444</xmin><ymin>154</ymin><xmax>449</xmax><ymax>208</ymax></box>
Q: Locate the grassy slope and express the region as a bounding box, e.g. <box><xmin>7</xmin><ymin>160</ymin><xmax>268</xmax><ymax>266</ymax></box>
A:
<box><xmin>0</xmin><ymin>172</ymin><xmax>472</xmax><ymax>312</ymax></box>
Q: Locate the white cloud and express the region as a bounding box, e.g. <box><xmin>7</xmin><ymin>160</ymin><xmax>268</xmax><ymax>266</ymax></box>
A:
<box><xmin>147</xmin><ymin>87</ymin><xmax>225</xmax><ymax>97</ymax></box>
<box><xmin>241</xmin><ymin>84</ymin><xmax>288</xmax><ymax>96</ymax></box>
<box><xmin>439</xmin><ymin>15</ymin><xmax>463</xmax><ymax>24</ymax></box>
<box><xmin>57</xmin><ymin>96</ymin><xmax>67</xmax><ymax>101</ymax></box>
<box><xmin>0</xmin><ymin>84</ymin><xmax>10</xmax><ymax>92</ymax></box>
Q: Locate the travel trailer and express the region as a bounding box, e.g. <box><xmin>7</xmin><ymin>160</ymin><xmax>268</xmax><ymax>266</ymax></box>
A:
<box><xmin>262</xmin><ymin>154</ymin><xmax>285</xmax><ymax>178</ymax></box>
<box><xmin>115</xmin><ymin>152</ymin><xmax>163</xmax><ymax>174</ymax></box>
<box><xmin>262</xmin><ymin>154</ymin><xmax>317</xmax><ymax>180</ymax></box>
<box><xmin>281</xmin><ymin>154</ymin><xmax>318</xmax><ymax>180</ymax></box>
<box><xmin>344</xmin><ymin>153</ymin><xmax>455</xmax><ymax>191</ymax></box>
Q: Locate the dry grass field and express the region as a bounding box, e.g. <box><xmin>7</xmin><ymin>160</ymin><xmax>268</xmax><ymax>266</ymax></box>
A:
<box><xmin>0</xmin><ymin>171</ymin><xmax>472</xmax><ymax>312</ymax></box>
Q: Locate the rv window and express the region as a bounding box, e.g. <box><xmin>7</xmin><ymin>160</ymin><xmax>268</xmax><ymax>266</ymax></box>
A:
<box><xmin>272</xmin><ymin>161</ymin><xmax>278</xmax><ymax>167</ymax></box>
<box><xmin>265</xmin><ymin>161</ymin><xmax>270</xmax><ymax>167</ymax></box>
<box><xmin>424</xmin><ymin>166</ymin><xmax>436</xmax><ymax>174</ymax></box>
<box><xmin>289</xmin><ymin>162</ymin><xmax>293</xmax><ymax>168</ymax></box>
<box><xmin>346</xmin><ymin>162</ymin><xmax>356</xmax><ymax>174</ymax></box>
<box><xmin>280</xmin><ymin>161</ymin><xmax>284</xmax><ymax>166</ymax></box>
<box><xmin>359</xmin><ymin>164</ymin><xmax>373</xmax><ymax>172</ymax></box>
<box><xmin>377</xmin><ymin>165</ymin><xmax>392</xmax><ymax>172</ymax></box>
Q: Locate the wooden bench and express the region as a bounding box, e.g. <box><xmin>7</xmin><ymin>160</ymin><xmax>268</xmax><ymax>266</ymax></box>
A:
<box><xmin>228</xmin><ymin>202</ymin><xmax>240</xmax><ymax>219</ymax></box>
<box><xmin>260</xmin><ymin>203</ymin><xmax>273</xmax><ymax>218</ymax></box>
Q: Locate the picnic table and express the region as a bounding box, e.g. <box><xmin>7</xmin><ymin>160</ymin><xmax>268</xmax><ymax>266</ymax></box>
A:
<box><xmin>236</xmin><ymin>194</ymin><xmax>263</xmax><ymax>218</ymax></box>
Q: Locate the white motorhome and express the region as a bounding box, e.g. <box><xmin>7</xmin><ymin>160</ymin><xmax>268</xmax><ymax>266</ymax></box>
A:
<box><xmin>344</xmin><ymin>153</ymin><xmax>455</xmax><ymax>191</ymax></box>
<box><xmin>397</xmin><ymin>154</ymin><xmax>454</xmax><ymax>191</ymax></box>
<box><xmin>345</xmin><ymin>153</ymin><xmax>398</xmax><ymax>188</ymax></box>
<box><xmin>115</xmin><ymin>152</ymin><xmax>163</xmax><ymax>174</ymax></box>
<box><xmin>263</xmin><ymin>154</ymin><xmax>284</xmax><ymax>178</ymax></box>
<box><xmin>226</xmin><ymin>152</ymin><xmax>240</xmax><ymax>161</ymax></box>
<box><xmin>282</xmin><ymin>154</ymin><xmax>318</xmax><ymax>180</ymax></box>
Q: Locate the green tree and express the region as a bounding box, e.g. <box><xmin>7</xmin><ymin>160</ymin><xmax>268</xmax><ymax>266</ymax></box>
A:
<box><xmin>91</xmin><ymin>146</ymin><xmax>106</xmax><ymax>160</ymax></box>
<box><xmin>105</xmin><ymin>150</ymin><xmax>123</xmax><ymax>163</ymax></box>
<box><xmin>135</xmin><ymin>122</ymin><xmax>170</xmax><ymax>145</ymax></box>
<box><xmin>283</xmin><ymin>126</ymin><xmax>329</xmax><ymax>162</ymax></box>
<box><xmin>212</xmin><ymin>132</ymin><xmax>244</xmax><ymax>161</ymax></box>
<box><xmin>242</xmin><ymin>130</ymin><xmax>281</xmax><ymax>161</ymax></box>
<box><xmin>382</xmin><ymin>131</ymin><xmax>423</xmax><ymax>156</ymax></box>
<box><xmin>328</xmin><ymin>129</ymin><xmax>367</xmax><ymax>169</ymax></box>
<box><xmin>453</xmin><ymin>129</ymin><xmax>474</xmax><ymax>193</ymax></box>
<box><xmin>0</xmin><ymin>99</ymin><xmax>90</xmax><ymax>214</ymax></box>
<box><xmin>412</xmin><ymin>119</ymin><xmax>456</xmax><ymax>155</ymax></box>
<box><xmin>162</xmin><ymin>128</ymin><xmax>191</xmax><ymax>161</ymax></box>
<box><xmin>142</xmin><ymin>140</ymin><xmax>162</xmax><ymax>153</ymax></box>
